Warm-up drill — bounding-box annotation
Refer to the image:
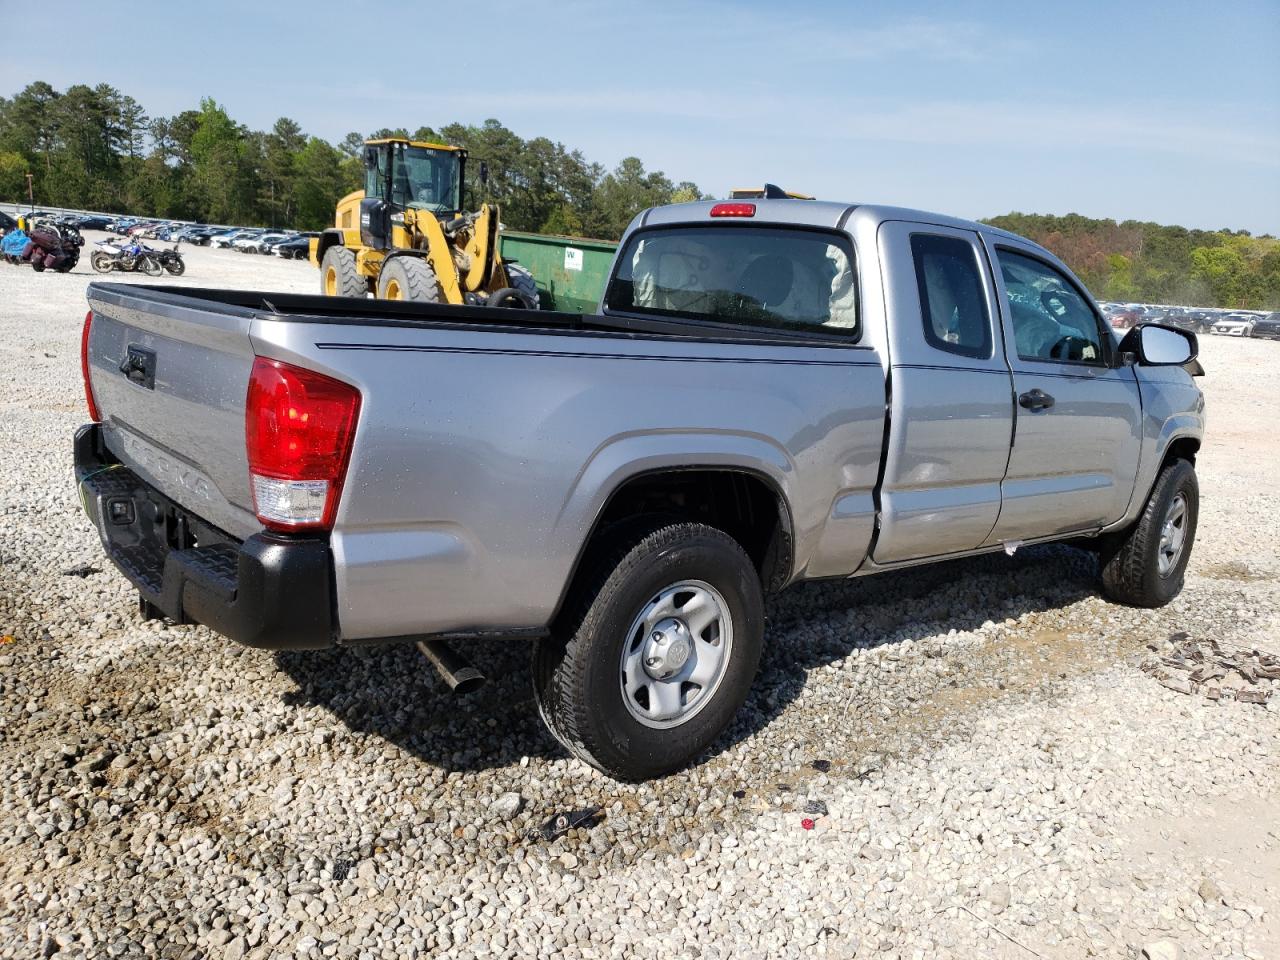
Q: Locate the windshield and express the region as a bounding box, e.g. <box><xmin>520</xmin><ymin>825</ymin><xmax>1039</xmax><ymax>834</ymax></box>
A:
<box><xmin>390</xmin><ymin>145</ymin><xmax>461</xmax><ymax>213</ymax></box>
<box><xmin>604</xmin><ymin>225</ymin><xmax>859</xmax><ymax>337</ymax></box>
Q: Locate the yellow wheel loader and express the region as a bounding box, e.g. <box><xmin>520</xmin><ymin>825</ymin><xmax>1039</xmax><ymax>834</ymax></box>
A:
<box><xmin>309</xmin><ymin>138</ymin><xmax>538</xmax><ymax>307</ymax></box>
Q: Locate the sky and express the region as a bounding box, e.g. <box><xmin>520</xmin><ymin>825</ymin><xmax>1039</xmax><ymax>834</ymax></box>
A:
<box><xmin>2</xmin><ymin>0</ymin><xmax>1277</xmax><ymax>234</ymax></box>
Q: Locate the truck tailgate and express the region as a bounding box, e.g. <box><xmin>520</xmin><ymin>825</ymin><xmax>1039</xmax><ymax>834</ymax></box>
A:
<box><xmin>85</xmin><ymin>284</ymin><xmax>261</xmax><ymax>541</ymax></box>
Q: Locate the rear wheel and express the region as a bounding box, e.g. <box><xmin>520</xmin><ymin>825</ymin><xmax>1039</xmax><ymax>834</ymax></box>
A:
<box><xmin>163</xmin><ymin>256</ymin><xmax>185</xmax><ymax>276</ymax></box>
<box><xmin>320</xmin><ymin>245</ymin><xmax>365</xmax><ymax>298</ymax></box>
<box><xmin>91</xmin><ymin>252</ymin><xmax>114</xmax><ymax>273</ymax></box>
<box><xmin>1100</xmin><ymin>458</ymin><xmax>1198</xmax><ymax>607</ymax></box>
<box><xmin>533</xmin><ymin>522</ymin><xmax>764</xmax><ymax>780</ymax></box>
<box><xmin>377</xmin><ymin>256</ymin><xmax>442</xmax><ymax>303</ymax></box>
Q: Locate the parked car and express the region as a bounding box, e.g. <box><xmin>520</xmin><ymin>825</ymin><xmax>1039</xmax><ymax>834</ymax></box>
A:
<box><xmin>1107</xmin><ymin>308</ymin><xmax>1141</xmax><ymax>330</ymax></box>
<box><xmin>242</xmin><ymin>232</ymin><xmax>292</xmax><ymax>253</ymax></box>
<box><xmin>272</xmin><ymin>234</ymin><xmax>316</xmax><ymax>259</ymax></box>
<box><xmin>74</xmin><ymin>215</ymin><xmax>115</xmax><ymax>231</ymax></box>
<box><xmin>1212</xmin><ymin>313</ymin><xmax>1256</xmax><ymax>336</ymax></box>
<box><xmin>1250</xmin><ymin>311</ymin><xmax>1280</xmax><ymax>340</ymax></box>
<box><xmin>181</xmin><ymin>226</ymin><xmax>223</xmax><ymax>245</ymax></box>
<box><xmin>1160</xmin><ymin>309</ymin><xmax>1212</xmax><ymax>334</ymax></box>
<box><xmin>210</xmin><ymin>229</ymin><xmax>254</xmax><ymax>249</ymax></box>
<box><xmin>230</xmin><ymin>231</ymin><xmax>270</xmax><ymax>252</ymax></box>
<box><xmin>76</xmin><ymin>197</ymin><xmax>1205</xmax><ymax>780</ymax></box>
<box><xmin>263</xmin><ymin>233</ymin><xmax>305</xmax><ymax>253</ymax></box>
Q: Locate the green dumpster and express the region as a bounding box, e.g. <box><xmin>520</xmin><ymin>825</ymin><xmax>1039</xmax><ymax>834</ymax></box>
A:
<box><xmin>499</xmin><ymin>231</ymin><xmax>618</xmax><ymax>313</ymax></box>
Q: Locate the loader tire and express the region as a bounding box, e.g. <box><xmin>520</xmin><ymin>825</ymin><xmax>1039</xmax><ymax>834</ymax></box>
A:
<box><xmin>377</xmin><ymin>256</ymin><xmax>442</xmax><ymax>303</ymax></box>
<box><xmin>505</xmin><ymin>263</ymin><xmax>541</xmax><ymax>309</ymax></box>
<box><xmin>320</xmin><ymin>246</ymin><xmax>365</xmax><ymax>299</ymax></box>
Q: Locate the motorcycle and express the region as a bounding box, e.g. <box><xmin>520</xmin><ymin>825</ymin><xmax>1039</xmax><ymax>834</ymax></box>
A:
<box><xmin>153</xmin><ymin>241</ymin><xmax>186</xmax><ymax>276</ymax></box>
<box><xmin>91</xmin><ymin>237</ymin><xmax>163</xmax><ymax>276</ymax></box>
<box><xmin>20</xmin><ymin>222</ymin><xmax>82</xmax><ymax>273</ymax></box>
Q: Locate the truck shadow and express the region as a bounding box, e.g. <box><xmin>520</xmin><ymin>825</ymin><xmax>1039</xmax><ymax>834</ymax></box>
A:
<box><xmin>275</xmin><ymin>543</ymin><xmax>1102</xmax><ymax>774</ymax></box>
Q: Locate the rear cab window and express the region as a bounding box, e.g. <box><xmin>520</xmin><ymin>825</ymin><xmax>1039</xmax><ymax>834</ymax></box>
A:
<box><xmin>910</xmin><ymin>233</ymin><xmax>993</xmax><ymax>359</ymax></box>
<box><xmin>604</xmin><ymin>225</ymin><xmax>859</xmax><ymax>339</ymax></box>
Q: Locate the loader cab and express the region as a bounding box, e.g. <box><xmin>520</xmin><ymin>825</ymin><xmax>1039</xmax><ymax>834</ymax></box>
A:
<box><xmin>359</xmin><ymin>139</ymin><xmax>467</xmax><ymax>248</ymax></box>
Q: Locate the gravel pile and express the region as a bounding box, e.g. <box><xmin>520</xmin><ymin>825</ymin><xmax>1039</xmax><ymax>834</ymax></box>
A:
<box><xmin>1</xmin><ymin>244</ymin><xmax>1278</xmax><ymax>959</ymax></box>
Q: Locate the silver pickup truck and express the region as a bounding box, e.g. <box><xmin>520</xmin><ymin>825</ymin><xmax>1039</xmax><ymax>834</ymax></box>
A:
<box><xmin>76</xmin><ymin>198</ymin><xmax>1205</xmax><ymax>780</ymax></box>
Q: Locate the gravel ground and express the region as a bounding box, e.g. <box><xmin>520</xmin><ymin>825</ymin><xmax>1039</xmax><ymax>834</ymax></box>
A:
<box><xmin>1</xmin><ymin>237</ymin><xmax>1278</xmax><ymax>959</ymax></box>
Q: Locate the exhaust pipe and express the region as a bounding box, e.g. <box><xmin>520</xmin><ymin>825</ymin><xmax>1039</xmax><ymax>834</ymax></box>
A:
<box><xmin>416</xmin><ymin>639</ymin><xmax>485</xmax><ymax>695</ymax></box>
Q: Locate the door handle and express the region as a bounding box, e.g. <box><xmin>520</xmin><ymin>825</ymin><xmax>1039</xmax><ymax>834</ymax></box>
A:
<box><xmin>1018</xmin><ymin>388</ymin><xmax>1055</xmax><ymax>411</ymax></box>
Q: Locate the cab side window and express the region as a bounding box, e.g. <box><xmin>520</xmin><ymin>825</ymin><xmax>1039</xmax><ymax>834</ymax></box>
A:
<box><xmin>997</xmin><ymin>249</ymin><xmax>1105</xmax><ymax>364</ymax></box>
<box><xmin>910</xmin><ymin>234</ymin><xmax>992</xmax><ymax>359</ymax></box>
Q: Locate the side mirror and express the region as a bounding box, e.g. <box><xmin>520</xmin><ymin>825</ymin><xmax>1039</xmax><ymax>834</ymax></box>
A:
<box><xmin>1119</xmin><ymin>323</ymin><xmax>1197</xmax><ymax>366</ymax></box>
<box><xmin>479</xmin><ymin>160</ymin><xmax>489</xmax><ymax>187</ymax></box>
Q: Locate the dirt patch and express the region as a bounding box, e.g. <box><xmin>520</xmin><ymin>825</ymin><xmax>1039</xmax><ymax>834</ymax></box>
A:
<box><xmin>1202</xmin><ymin>561</ymin><xmax>1270</xmax><ymax>582</ymax></box>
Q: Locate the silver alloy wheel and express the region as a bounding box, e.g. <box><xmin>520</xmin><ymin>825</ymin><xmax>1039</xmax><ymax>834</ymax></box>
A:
<box><xmin>1157</xmin><ymin>493</ymin><xmax>1188</xmax><ymax>576</ymax></box>
<box><xmin>619</xmin><ymin>579</ymin><xmax>733</xmax><ymax>729</ymax></box>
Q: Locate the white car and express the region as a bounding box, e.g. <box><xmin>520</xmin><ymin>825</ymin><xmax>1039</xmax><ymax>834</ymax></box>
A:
<box><xmin>230</xmin><ymin>234</ymin><xmax>268</xmax><ymax>253</ymax></box>
<box><xmin>1212</xmin><ymin>313</ymin><xmax>1256</xmax><ymax>336</ymax></box>
<box><xmin>210</xmin><ymin>231</ymin><xmax>250</xmax><ymax>249</ymax></box>
<box><xmin>244</xmin><ymin>233</ymin><xmax>291</xmax><ymax>254</ymax></box>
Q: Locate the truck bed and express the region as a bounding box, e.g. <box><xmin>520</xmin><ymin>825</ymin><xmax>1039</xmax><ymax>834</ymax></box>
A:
<box><xmin>89</xmin><ymin>283</ymin><xmax>864</xmax><ymax>345</ymax></box>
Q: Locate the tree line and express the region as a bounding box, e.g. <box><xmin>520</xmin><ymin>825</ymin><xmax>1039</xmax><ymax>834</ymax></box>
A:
<box><xmin>984</xmin><ymin>213</ymin><xmax>1279</xmax><ymax>310</ymax></box>
<box><xmin>2</xmin><ymin>82</ymin><xmax>1276</xmax><ymax>308</ymax></box>
<box><xmin>0</xmin><ymin>82</ymin><xmax>704</xmax><ymax>241</ymax></box>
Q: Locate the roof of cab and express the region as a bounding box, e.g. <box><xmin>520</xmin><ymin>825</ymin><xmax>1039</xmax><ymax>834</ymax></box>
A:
<box><xmin>364</xmin><ymin>138</ymin><xmax>464</xmax><ymax>152</ymax></box>
<box><xmin>638</xmin><ymin>198</ymin><xmax>1030</xmax><ymax>247</ymax></box>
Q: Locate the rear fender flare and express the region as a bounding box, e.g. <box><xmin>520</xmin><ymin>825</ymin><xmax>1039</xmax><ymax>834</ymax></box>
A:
<box><xmin>547</xmin><ymin>432</ymin><xmax>800</xmax><ymax>618</ymax></box>
<box><xmin>313</xmin><ymin>230</ymin><xmax>344</xmax><ymax>266</ymax></box>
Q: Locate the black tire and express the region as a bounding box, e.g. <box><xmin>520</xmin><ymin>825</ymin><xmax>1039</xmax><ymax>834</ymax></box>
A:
<box><xmin>320</xmin><ymin>245</ymin><xmax>365</xmax><ymax>299</ymax></box>
<box><xmin>377</xmin><ymin>256</ymin><xmax>442</xmax><ymax>303</ymax></box>
<box><xmin>1100</xmin><ymin>458</ymin><xmax>1198</xmax><ymax>607</ymax></box>
<box><xmin>139</xmin><ymin>255</ymin><xmax>162</xmax><ymax>277</ymax></box>
<box><xmin>505</xmin><ymin>263</ymin><xmax>540</xmax><ymax>309</ymax></box>
<box><xmin>533</xmin><ymin>522</ymin><xmax>765</xmax><ymax>781</ymax></box>
<box><xmin>163</xmin><ymin>256</ymin><xmax>185</xmax><ymax>276</ymax></box>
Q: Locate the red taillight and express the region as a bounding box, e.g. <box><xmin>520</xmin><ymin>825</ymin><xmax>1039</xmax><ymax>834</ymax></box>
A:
<box><xmin>81</xmin><ymin>310</ymin><xmax>100</xmax><ymax>421</ymax></box>
<box><xmin>245</xmin><ymin>357</ymin><xmax>361</xmax><ymax>532</ymax></box>
<box><xmin>709</xmin><ymin>202</ymin><xmax>756</xmax><ymax>218</ymax></box>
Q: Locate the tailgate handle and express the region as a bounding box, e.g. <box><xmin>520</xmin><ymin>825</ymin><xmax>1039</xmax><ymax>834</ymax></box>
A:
<box><xmin>119</xmin><ymin>346</ymin><xmax>156</xmax><ymax>390</ymax></box>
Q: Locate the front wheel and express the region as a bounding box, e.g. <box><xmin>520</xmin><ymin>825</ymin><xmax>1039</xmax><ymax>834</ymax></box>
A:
<box><xmin>1100</xmin><ymin>458</ymin><xmax>1199</xmax><ymax>607</ymax></box>
<box><xmin>139</xmin><ymin>255</ymin><xmax>162</xmax><ymax>277</ymax></box>
<box><xmin>533</xmin><ymin>522</ymin><xmax>764</xmax><ymax>780</ymax></box>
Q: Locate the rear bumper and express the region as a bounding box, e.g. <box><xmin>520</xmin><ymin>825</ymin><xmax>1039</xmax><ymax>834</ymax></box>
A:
<box><xmin>74</xmin><ymin>423</ymin><xmax>335</xmax><ymax>650</ymax></box>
